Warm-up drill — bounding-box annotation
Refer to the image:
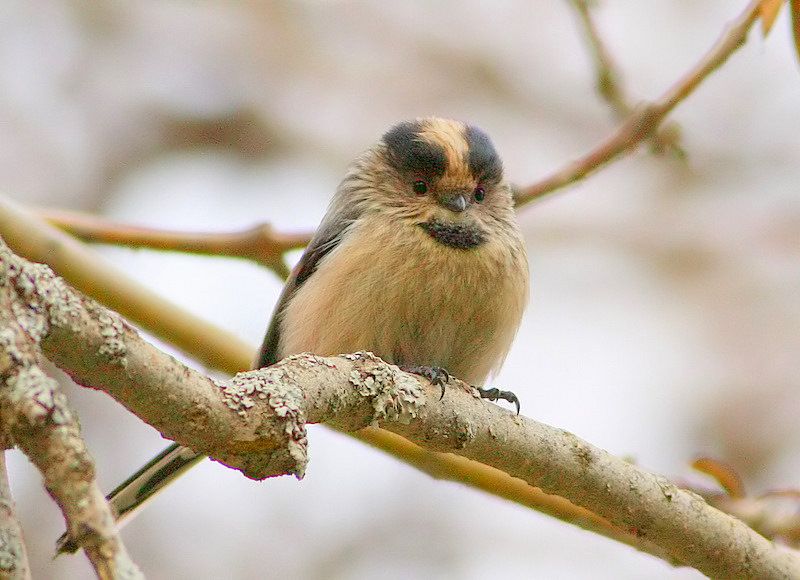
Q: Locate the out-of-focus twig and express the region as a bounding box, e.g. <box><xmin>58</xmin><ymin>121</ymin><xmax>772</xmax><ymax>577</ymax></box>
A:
<box><xmin>0</xmin><ymin>452</ymin><xmax>30</xmax><ymax>580</ymax></box>
<box><xmin>38</xmin><ymin>208</ymin><xmax>312</xmax><ymax>281</ymax></box>
<box><xmin>711</xmin><ymin>491</ymin><xmax>800</xmax><ymax>549</ymax></box>
<box><xmin>759</xmin><ymin>0</ymin><xmax>784</xmax><ymax>34</ymax></box>
<box><xmin>570</xmin><ymin>0</ymin><xmax>683</xmax><ymax>156</ymax></box>
<box><xmin>686</xmin><ymin>458</ymin><xmax>800</xmax><ymax>549</ymax></box>
<box><xmin>516</xmin><ymin>0</ymin><xmax>761</xmax><ymax>206</ymax></box>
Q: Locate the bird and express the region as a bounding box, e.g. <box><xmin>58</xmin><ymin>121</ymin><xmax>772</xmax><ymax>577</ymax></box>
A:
<box><xmin>57</xmin><ymin>117</ymin><xmax>529</xmax><ymax>553</ymax></box>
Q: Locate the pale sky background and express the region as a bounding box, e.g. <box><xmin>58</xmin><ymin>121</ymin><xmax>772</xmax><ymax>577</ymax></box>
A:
<box><xmin>2</xmin><ymin>1</ymin><xmax>799</xmax><ymax>578</ymax></box>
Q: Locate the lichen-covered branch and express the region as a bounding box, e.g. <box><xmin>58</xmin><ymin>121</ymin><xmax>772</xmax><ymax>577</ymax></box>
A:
<box><xmin>0</xmin><ymin>452</ymin><xmax>30</xmax><ymax>580</ymax></box>
<box><xmin>37</xmin><ymin>207</ymin><xmax>313</xmax><ymax>280</ymax></box>
<box><xmin>0</xmin><ymin>195</ymin><xmax>675</xmax><ymax>559</ymax></box>
<box><xmin>0</xmin><ymin>249</ymin><xmax>142</xmax><ymax>579</ymax></box>
<box><xmin>3</xmin><ymin>240</ymin><xmax>798</xmax><ymax>578</ymax></box>
<box><xmin>516</xmin><ymin>0</ymin><xmax>761</xmax><ymax>205</ymax></box>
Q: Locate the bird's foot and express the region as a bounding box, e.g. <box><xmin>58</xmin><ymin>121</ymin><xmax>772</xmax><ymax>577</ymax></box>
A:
<box><xmin>475</xmin><ymin>386</ymin><xmax>521</xmax><ymax>415</ymax></box>
<box><xmin>402</xmin><ymin>366</ymin><xmax>451</xmax><ymax>400</ymax></box>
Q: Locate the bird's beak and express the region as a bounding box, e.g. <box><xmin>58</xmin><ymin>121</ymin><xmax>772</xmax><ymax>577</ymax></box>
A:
<box><xmin>440</xmin><ymin>192</ymin><xmax>469</xmax><ymax>213</ymax></box>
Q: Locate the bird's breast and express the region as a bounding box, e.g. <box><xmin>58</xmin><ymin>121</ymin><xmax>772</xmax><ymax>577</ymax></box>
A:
<box><xmin>279</xmin><ymin>212</ymin><xmax>528</xmax><ymax>386</ymax></box>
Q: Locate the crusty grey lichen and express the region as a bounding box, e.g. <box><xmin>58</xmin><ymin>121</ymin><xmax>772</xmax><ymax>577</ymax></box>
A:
<box><xmin>5</xmin><ymin>366</ymin><xmax>74</xmax><ymax>432</ymax></box>
<box><xmin>217</xmin><ymin>368</ymin><xmax>308</xmax><ymax>479</ymax></box>
<box><xmin>0</xmin><ymin>527</ymin><xmax>21</xmax><ymax>572</ymax></box>
<box><xmin>86</xmin><ymin>301</ymin><xmax>127</xmax><ymax>365</ymax></box>
<box><xmin>0</xmin><ymin>328</ymin><xmax>22</xmax><ymax>376</ymax></box>
<box><xmin>2</xmin><ymin>247</ymin><xmax>83</xmax><ymax>346</ymax></box>
<box><xmin>346</xmin><ymin>351</ymin><xmax>425</xmax><ymax>426</ymax></box>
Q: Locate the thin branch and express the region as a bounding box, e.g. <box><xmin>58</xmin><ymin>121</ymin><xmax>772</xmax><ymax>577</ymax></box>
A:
<box><xmin>572</xmin><ymin>0</ymin><xmax>628</xmax><ymax>115</ymax></box>
<box><xmin>687</xmin><ymin>457</ymin><xmax>800</xmax><ymax>548</ymax></box>
<box><xmin>4</xmin><ymin>251</ymin><xmax>795</xmax><ymax>578</ymax></box>
<box><xmin>792</xmin><ymin>0</ymin><xmax>800</xmax><ymax>62</ymax></box>
<box><xmin>37</xmin><ymin>207</ymin><xmax>313</xmax><ymax>281</ymax></box>
<box><xmin>516</xmin><ymin>0</ymin><xmax>761</xmax><ymax>206</ymax></box>
<box><xmin>0</xmin><ymin>263</ymin><xmax>142</xmax><ymax>578</ymax></box>
<box><xmin>569</xmin><ymin>0</ymin><xmax>683</xmax><ymax>156</ymax></box>
<box><xmin>31</xmin><ymin>3</ymin><xmax>757</xmax><ymax>276</ymax></box>
<box><xmin>0</xmin><ymin>196</ymin><xmax>255</xmax><ymax>373</ymax></box>
<box><xmin>0</xmin><ymin>452</ymin><xmax>30</xmax><ymax>580</ymax></box>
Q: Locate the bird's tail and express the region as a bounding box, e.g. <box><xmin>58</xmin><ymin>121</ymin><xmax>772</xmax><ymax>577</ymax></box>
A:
<box><xmin>55</xmin><ymin>443</ymin><xmax>205</xmax><ymax>554</ymax></box>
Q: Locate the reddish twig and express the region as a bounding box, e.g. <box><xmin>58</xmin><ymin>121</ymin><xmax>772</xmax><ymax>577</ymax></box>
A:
<box><xmin>570</xmin><ymin>0</ymin><xmax>683</xmax><ymax>156</ymax></box>
<box><xmin>38</xmin><ymin>208</ymin><xmax>312</xmax><ymax>280</ymax></box>
<box><xmin>516</xmin><ymin>0</ymin><xmax>761</xmax><ymax>206</ymax></box>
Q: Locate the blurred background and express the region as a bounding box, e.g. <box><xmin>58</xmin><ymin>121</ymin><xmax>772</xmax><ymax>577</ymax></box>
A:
<box><xmin>2</xmin><ymin>1</ymin><xmax>799</xmax><ymax>578</ymax></box>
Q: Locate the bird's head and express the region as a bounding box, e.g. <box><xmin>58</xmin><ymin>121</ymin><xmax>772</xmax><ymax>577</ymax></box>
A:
<box><xmin>347</xmin><ymin>118</ymin><xmax>515</xmax><ymax>250</ymax></box>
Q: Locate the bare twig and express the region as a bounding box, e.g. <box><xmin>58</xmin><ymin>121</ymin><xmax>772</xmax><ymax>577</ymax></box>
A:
<box><xmin>37</xmin><ymin>208</ymin><xmax>313</xmax><ymax>281</ymax></box>
<box><xmin>570</xmin><ymin>0</ymin><xmax>683</xmax><ymax>156</ymax></box>
<box><xmin>687</xmin><ymin>457</ymin><xmax>800</xmax><ymax>548</ymax></box>
<box><xmin>0</xmin><ymin>256</ymin><xmax>142</xmax><ymax>579</ymax></box>
<box><xmin>32</xmin><ymin>3</ymin><xmax>759</xmax><ymax>276</ymax></box>
<box><xmin>3</xmin><ymin>252</ymin><xmax>795</xmax><ymax>578</ymax></box>
<box><xmin>0</xmin><ymin>453</ymin><xmax>30</xmax><ymax>580</ymax></box>
<box><xmin>0</xmin><ymin>196</ymin><xmax>254</xmax><ymax>373</ymax></box>
<box><xmin>572</xmin><ymin>0</ymin><xmax>628</xmax><ymax>115</ymax></box>
<box><xmin>516</xmin><ymin>0</ymin><xmax>761</xmax><ymax>205</ymax></box>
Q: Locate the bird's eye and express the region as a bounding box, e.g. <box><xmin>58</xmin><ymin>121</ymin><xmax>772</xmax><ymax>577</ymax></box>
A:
<box><xmin>413</xmin><ymin>180</ymin><xmax>428</xmax><ymax>195</ymax></box>
<box><xmin>474</xmin><ymin>186</ymin><xmax>486</xmax><ymax>202</ymax></box>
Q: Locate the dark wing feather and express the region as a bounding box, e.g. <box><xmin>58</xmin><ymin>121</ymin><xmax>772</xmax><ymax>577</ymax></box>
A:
<box><xmin>254</xmin><ymin>205</ymin><xmax>358</xmax><ymax>369</ymax></box>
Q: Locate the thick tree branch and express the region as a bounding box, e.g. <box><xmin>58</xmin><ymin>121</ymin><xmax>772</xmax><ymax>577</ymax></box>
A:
<box><xmin>0</xmin><ymin>453</ymin><xmax>30</xmax><ymax>580</ymax></box>
<box><xmin>0</xmin><ymin>195</ymin><xmax>671</xmax><ymax>558</ymax></box>
<box><xmin>10</xmin><ymin>196</ymin><xmax>800</xmax><ymax>569</ymax></box>
<box><xmin>36</xmin><ymin>207</ymin><xmax>312</xmax><ymax>281</ymax></box>
<box><xmin>4</xmin><ymin>243</ymin><xmax>797</xmax><ymax>578</ymax></box>
<box><xmin>0</xmin><ymin>254</ymin><xmax>142</xmax><ymax>579</ymax></box>
<box><xmin>516</xmin><ymin>0</ymin><xmax>761</xmax><ymax>205</ymax></box>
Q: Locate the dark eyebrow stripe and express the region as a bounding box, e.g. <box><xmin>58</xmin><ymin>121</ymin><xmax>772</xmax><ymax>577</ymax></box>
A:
<box><xmin>383</xmin><ymin>121</ymin><xmax>447</xmax><ymax>177</ymax></box>
<box><xmin>465</xmin><ymin>125</ymin><xmax>502</xmax><ymax>182</ymax></box>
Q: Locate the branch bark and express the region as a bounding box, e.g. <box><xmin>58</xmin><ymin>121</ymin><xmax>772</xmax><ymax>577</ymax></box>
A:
<box><xmin>3</xmin><ymin>238</ymin><xmax>796</xmax><ymax>577</ymax></box>
<box><xmin>569</xmin><ymin>0</ymin><xmax>683</xmax><ymax>156</ymax></box>
<box><xmin>516</xmin><ymin>0</ymin><xmax>761</xmax><ymax>205</ymax></box>
<box><xmin>0</xmin><ymin>196</ymin><xmax>254</xmax><ymax>373</ymax></box>
<box><xmin>0</xmin><ymin>247</ymin><xmax>143</xmax><ymax>579</ymax></box>
<box><xmin>0</xmin><ymin>453</ymin><xmax>30</xmax><ymax>580</ymax></box>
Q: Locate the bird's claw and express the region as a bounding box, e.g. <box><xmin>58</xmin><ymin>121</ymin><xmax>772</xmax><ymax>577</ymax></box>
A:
<box><xmin>476</xmin><ymin>387</ymin><xmax>521</xmax><ymax>415</ymax></box>
<box><xmin>402</xmin><ymin>366</ymin><xmax>451</xmax><ymax>400</ymax></box>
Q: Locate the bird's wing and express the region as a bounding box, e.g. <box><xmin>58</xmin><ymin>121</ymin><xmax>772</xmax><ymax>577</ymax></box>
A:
<box><xmin>255</xmin><ymin>201</ymin><xmax>360</xmax><ymax>368</ymax></box>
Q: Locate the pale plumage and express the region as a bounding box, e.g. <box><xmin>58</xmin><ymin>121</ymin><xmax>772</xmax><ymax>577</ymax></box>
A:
<box><xmin>279</xmin><ymin>195</ymin><xmax>526</xmax><ymax>385</ymax></box>
<box><xmin>57</xmin><ymin>118</ymin><xmax>529</xmax><ymax>553</ymax></box>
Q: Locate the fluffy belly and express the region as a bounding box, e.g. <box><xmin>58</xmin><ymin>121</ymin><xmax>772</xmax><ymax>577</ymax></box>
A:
<box><xmin>279</xmin><ymin>215</ymin><xmax>527</xmax><ymax>386</ymax></box>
